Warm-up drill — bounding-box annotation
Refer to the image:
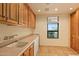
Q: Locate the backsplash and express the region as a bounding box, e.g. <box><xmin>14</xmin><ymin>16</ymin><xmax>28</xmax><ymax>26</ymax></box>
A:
<box><xmin>0</xmin><ymin>24</ymin><xmax>33</xmax><ymax>41</ymax></box>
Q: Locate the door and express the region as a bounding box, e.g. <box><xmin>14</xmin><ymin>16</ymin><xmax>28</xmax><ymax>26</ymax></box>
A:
<box><xmin>70</xmin><ymin>10</ymin><xmax>79</xmax><ymax>51</ymax></box>
<box><xmin>71</xmin><ymin>12</ymin><xmax>77</xmax><ymax>50</ymax></box>
<box><xmin>76</xmin><ymin>9</ymin><xmax>79</xmax><ymax>52</ymax></box>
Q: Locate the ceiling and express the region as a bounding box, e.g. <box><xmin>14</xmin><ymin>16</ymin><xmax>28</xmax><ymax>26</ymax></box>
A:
<box><xmin>28</xmin><ymin>3</ymin><xmax>79</xmax><ymax>15</ymax></box>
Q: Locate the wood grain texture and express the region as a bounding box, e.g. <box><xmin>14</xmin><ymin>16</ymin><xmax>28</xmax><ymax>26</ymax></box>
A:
<box><xmin>70</xmin><ymin>9</ymin><xmax>79</xmax><ymax>53</ymax></box>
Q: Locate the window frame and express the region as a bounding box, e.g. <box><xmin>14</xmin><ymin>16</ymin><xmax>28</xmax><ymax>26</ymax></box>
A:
<box><xmin>47</xmin><ymin>16</ymin><xmax>59</xmax><ymax>39</ymax></box>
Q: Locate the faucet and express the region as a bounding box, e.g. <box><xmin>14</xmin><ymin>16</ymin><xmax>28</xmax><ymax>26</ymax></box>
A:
<box><xmin>3</xmin><ymin>34</ymin><xmax>18</xmax><ymax>40</ymax></box>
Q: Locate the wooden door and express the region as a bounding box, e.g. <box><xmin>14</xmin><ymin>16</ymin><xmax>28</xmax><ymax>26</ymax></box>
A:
<box><xmin>70</xmin><ymin>9</ymin><xmax>79</xmax><ymax>52</ymax></box>
<box><xmin>78</xmin><ymin>10</ymin><xmax>79</xmax><ymax>52</ymax></box>
<box><xmin>75</xmin><ymin>9</ymin><xmax>79</xmax><ymax>52</ymax></box>
<box><xmin>71</xmin><ymin>12</ymin><xmax>76</xmax><ymax>50</ymax></box>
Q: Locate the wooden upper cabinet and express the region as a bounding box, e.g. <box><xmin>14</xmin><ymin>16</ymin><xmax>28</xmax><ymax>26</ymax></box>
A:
<box><xmin>28</xmin><ymin>9</ymin><xmax>32</xmax><ymax>28</ymax></box>
<box><xmin>0</xmin><ymin>3</ymin><xmax>36</xmax><ymax>27</ymax></box>
<box><xmin>10</xmin><ymin>4</ymin><xmax>18</xmax><ymax>23</ymax></box>
<box><xmin>18</xmin><ymin>4</ymin><xmax>24</xmax><ymax>25</ymax></box>
<box><xmin>0</xmin><ymin>3</ymin><xmax>6</xmax><ymax>23</ymax></box>
<box><xmin>3</xmin><ymin>4</ymin><xmax>7</xmax><ymax>18</ymax></box>
<box><xmin>29</xmin><ymin>8</ymin><xmax>36</xmax><ymax>29</ymax></box>
<box><xmin>23</xmin><ymin>4</ymin><xmax>29</xmax><ymax>27</ymax></box>
<box><xmin>6</xmin><ymin>4</ymin><xmax>10</xmax><ymax>19</ymax></box>
<box><xmin>32</xmin><ymin>12</ymin><xmax>36</xmax><ymax>29</ymax></box>
<box><xmin>18</xmin><ymin>4</ymin><xmax>29</xmax><ymax>27</ymax></box>
<box><xmin>0</xmin><ymin>3</ymin><xmax>3</xmax><ymax>22</ymax></box>
<box><xmin>0</xmin><ymin>3</ymin><xmax>2</xmax><ymax>16</ymax></box>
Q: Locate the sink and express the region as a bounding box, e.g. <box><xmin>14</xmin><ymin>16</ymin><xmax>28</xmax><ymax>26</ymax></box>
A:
<box><xmin>6</xmin><ymin>41</ymin><xmax>28</xmax><ymax>47</ymax></box>
<box><xmin>16</xmin><ymin>41</ymin><xmax>28</xmax><ymax>47</ymax></box>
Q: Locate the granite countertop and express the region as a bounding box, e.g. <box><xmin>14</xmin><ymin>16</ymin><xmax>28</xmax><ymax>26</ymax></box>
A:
<box><xmin>0</xmin><ymin>34</ymin><xmax>38</xmax><ymax>56</ymax></box>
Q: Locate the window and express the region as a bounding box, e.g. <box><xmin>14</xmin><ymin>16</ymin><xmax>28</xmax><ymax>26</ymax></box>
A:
<box><xmin>47</xmin><ymin>16</ymin><xmax>59</xmax><ymax>39</ymax></box>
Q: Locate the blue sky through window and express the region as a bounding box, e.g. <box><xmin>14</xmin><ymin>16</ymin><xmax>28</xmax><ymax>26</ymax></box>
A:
<box><xmin>48</xmin><ymin>23</ymin><xmax>57</xmax><ymax>31</ymax></box>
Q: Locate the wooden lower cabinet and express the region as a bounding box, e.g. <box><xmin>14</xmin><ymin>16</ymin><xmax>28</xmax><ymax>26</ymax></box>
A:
<box><xmin>29</xmin><ymin>43</ymin><xmax>34</xmax><ymax>56</ymax></box>
<box><xmin>23</xmin><ymin>43</ymin><xmax>34</xmax><ymax>56</ymax></box>
<box><xmin>23</xmin><ymin>48</ymin><xmax>30</xmax><ymax>56</ymax></box>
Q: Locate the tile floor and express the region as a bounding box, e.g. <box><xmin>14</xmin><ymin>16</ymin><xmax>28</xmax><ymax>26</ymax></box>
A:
<box><xmin>37</xmin><ymin>46</ymin><xmax>79</xmax><ymax>56</ymax></box>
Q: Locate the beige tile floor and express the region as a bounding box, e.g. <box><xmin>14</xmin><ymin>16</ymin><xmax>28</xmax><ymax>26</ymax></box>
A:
<box><xmin>37</xmin><ymin>46</ymin><xmax>79</xmax><ymax>56</ymax></box>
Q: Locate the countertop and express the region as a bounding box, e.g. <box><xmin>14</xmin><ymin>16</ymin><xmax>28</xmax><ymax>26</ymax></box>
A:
<box><xmin>0</xmin><ymin>34</ymin><xmax>38</xmax><ymax>56</ymax></box>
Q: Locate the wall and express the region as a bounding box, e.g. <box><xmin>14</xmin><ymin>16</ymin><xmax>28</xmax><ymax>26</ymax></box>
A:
<box><xmin>34</xmin><ymin>14</ymin><xmax>70</xmax><ymax>47</ymax></box>
<box><xmin>0</xmin><ymin>24</ymin><xmax>33</xmax><ymax>41</ymax></box>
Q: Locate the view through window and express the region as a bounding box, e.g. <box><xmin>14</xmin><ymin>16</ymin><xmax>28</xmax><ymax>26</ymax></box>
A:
<box><xmin>47</xmin><ymin>16</ymin><xmax>59</xmax><ymax>39</ymax></box>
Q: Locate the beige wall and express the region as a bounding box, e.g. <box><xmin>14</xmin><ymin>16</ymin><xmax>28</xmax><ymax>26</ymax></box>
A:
<box><xmin>0</xmin><ymin>24</ymin><xmax>33</xmax><ymax>41</ymax></box>
<box><xmin>34</xmin><ymin>14</ymin><xmax>70</xmax><ymax>47</ymax></box>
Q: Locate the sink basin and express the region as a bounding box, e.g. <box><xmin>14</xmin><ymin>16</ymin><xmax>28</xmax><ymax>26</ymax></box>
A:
<box><xmin>16</xmin><ymin>41</ymin><xmax>28</xmax><ymax>47</ymax></box>
<box><xmin>6</xmin><ymin>41</ymin><xmax>28</xmax><ymax>47</ymax></box>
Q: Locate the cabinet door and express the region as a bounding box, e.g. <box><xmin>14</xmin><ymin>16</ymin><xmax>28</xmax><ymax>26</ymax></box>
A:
<box><xmin>29</xmin><ymin>9</ymin><xmax>34</xmax><ymax>28</ymax></box>
<box><xmin>20</xmin><ymin>53</ymin><xmax>24</xmax><ymax>56</ymax></box>
<box><xmin>6</xmin><ymin>3</ymin><xmax>18</xmax><ymax>24</ymax></box>
<box><xmin>6</xmin><ymin>3</ymin><xmax>10</xmax><ymax>19</ymax></box>
<box><xmin>29</xmin><ymin>7</ymin><xmax>36</xmax><ymax>29</ymax></box>
<box><xmin>29</xmin><ymin>9</ymin><xmax>32</xmax><ymax>28</ymax></box>
<box><xmin>0</xmin><ymin>3</ymin><xmax>6</xmax><ymax>23</ymax></box>
<box><xmin>23</xmin><ymin>4</ymin><xmax>29</xmax><ymax>27</ymax></box>
<box><xmin>23</xmin><ymin>43</ymin><xmax>34</xmax><ymax>56</ymax></box>
<box><xmin>23</xmin><ymin>48</ymin><xmax>30</xmax><ymax>56</ymax></box>
<box><xmin>3</xmin><ymin>3</ymin><xmax>7</xmax><ymax>18</ymax></box>
<box><xmin>32</xmin><ymin>12</ymin><xmax>36</xmax><ymax>29</ymax></box>
<box><xmin>10</xmin><ymin>4</ymin><xmax>17</xmax><ymax>20</ymax></box>
<box><xmin>0</xmin><ymin>3</ymin><xmax>2</xmax><ymax>16</ymax></box>
<box><xmin>18</xmin><ymin>4</ymin><xmax>24</xmax><ymax>25</ymax></box>
<box><xmin>7</xmin><ymin>3</ymin><xmax>18</xmax><ymax>24</ymax></box>
<box><xmin>29</xmin><ymin>43</ymin><xmax>34</xmax><ymax>56</ymax></box>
